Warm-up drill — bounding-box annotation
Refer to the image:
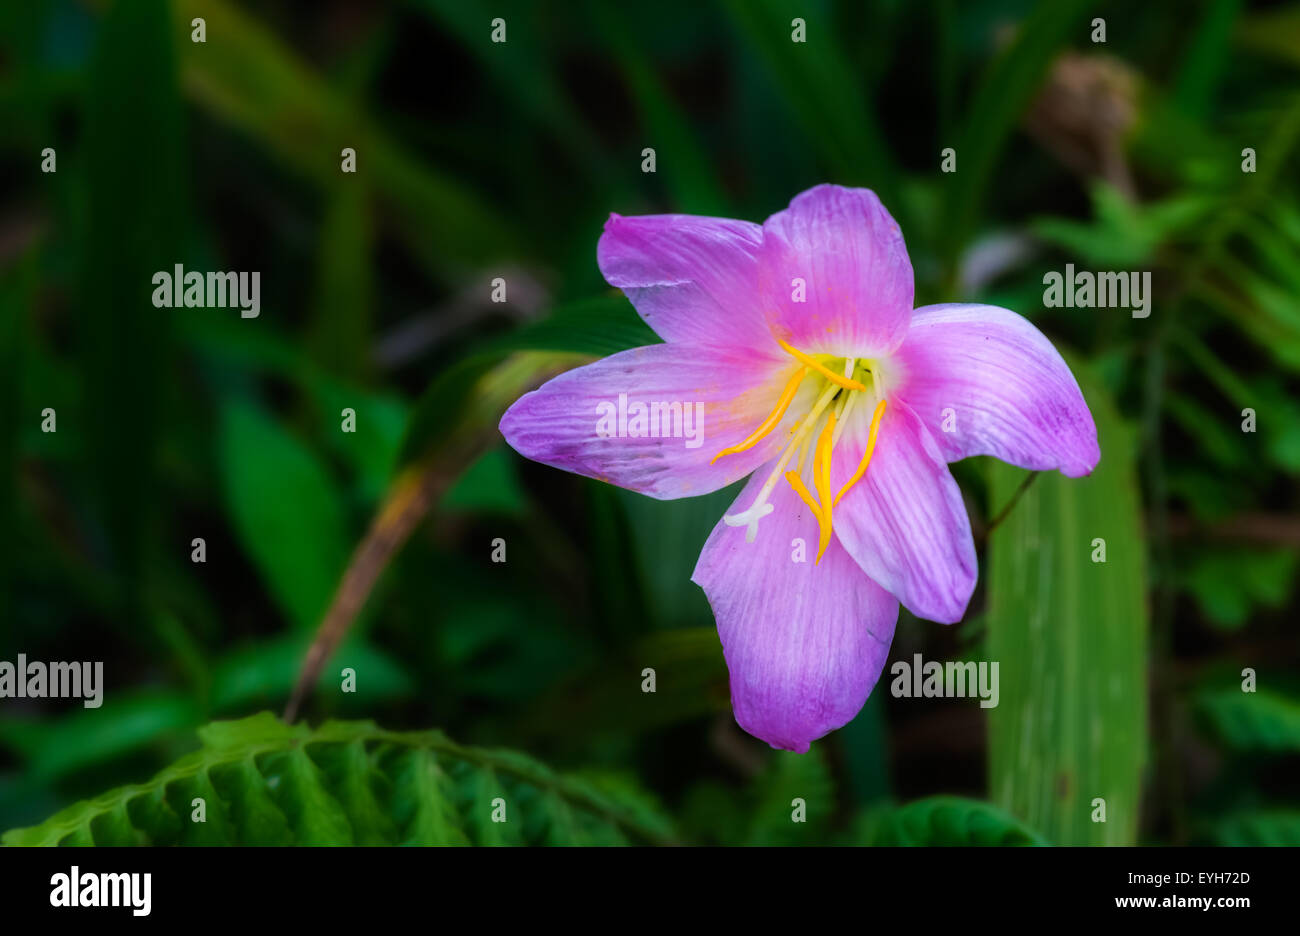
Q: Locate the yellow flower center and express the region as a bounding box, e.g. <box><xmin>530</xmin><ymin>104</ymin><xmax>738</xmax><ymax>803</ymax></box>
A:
<box><xmin>714</xmin><ymin>341</ymin><xmax>888</xmax><ymax>563</ymax></box>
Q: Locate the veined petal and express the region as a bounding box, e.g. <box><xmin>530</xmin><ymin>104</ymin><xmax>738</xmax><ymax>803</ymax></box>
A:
<box><xmin>759</xmin><ymin>185</ymin><xmax>914</xmax><ymax>358</ymax></box>
<box><xmin>597</xmin><ymin>213</ymin><xmax>772</xmax><ymax>350</ymax></box>
<box><xmin>500</xmin><ymin>344</ymin><xmax>805</xmax><ymax>500</ymax></box>
<box><xmin>692</xmin><ymin>472</ymin><xmax>899</xmax><ymax>752</ymax></box>
<box><xmin>830</xmin><ymin>399</ymin><xmax>977</xmax><ymax>624</ymax></box>
<box><xmin>896</xmin><ymin>303</ymin><xmax>1100</xmax><ymax>477</ymax></box>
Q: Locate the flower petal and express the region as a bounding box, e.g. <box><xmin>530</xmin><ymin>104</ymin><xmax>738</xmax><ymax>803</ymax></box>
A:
<box><xmin>830</xmin><ymin>399</ymin><xmax>977</xmax><ymax>624</ymax></box>
<box><xmin>759</xmin><ymin>185</ymin><xmax>914</xmax><ymax>358</ymax></box>
<box><xmin>896</xmin><ymin>303</ymin><xmax>1100</xmax><ymax>477</ymax></box>
<box><xmin>597</xmin><ymin>213</ymin><xmax>772</xmax><ymax>350</ymax></box>
<box><xmin>692</xmin><ymin>471</ymin><xmax>899</xmax><ymax>752</ymax></box>
<box><xmin>500</xmin><ymin>343</ymin><xmax>804</xmax><ymax>500</ymax></box>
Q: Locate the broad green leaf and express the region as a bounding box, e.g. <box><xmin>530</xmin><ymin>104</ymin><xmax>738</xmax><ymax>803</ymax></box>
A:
<box><xmin>1197</xmin><ymin>687</ymin><xmax>1300</xmax><ymax>752</ymax></box>
<box><xmin>180</xmin><ymin>307</ymin><xmax>410</xmax><ymax>503</ymax></box>
<box><xmin>871</xmin><ymin>796</ymin><xmax>1048</xmax><ymax>846</ymax></box>
<box><xmin>2</xmin><ymin>713</ymin><xmax>674</xmax><ymax>846</ymax></box>
<box><xmin>987</xmin><ymin>366</ymin><xmax>1148</xmax><ymax>845</ymax></box>
<box><xmin>217</xmin><ymin>400</ymin><xmax>349</xmax><ymax>630</ymax></box>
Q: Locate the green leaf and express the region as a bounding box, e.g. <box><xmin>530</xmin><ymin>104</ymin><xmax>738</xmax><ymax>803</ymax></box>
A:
<box><xmin>1180</xmin><ymin>549</ymin><xmax>1298</xmax><ymax>631</ymax></box>
<box><xmin>617</xmin><ymin>482</ymin><xmax>741</xmax><ymax>629</ymax></box>
<box><xmin>1197</xmin><ymin>687</ymin><xmax>1300</xmax><ymax>752</ymax></box>
<box><xmin>746</xmin><ymin>750</ymin><xmax>833</xmax><ymax>846</ymax></box>
<box><xmin>1034</xmin><ymin>184</ymin><xmax>1214</xmax><ymax>267</ymax></box>
<box><xmin>398</xmin><ymin>296</ymin><xmax>652</xmax><ymax>470</ymax></box>
<box><xmin>217</xmin><ymin>400</ymin><xmax>349</xmax><ymax>630</ymax></box>
<box><xmin>1172</xmin><ymin>0</ymin><xmax>1241</xmax><ymax>118</ymax></box>
<box><xmin>986</xmin><ymin>365</ymin><xmax>1148</xmax><ymax>845</ymax></box>
<box><xmin>490</xmin><ymin>295</ymin><xmax>660</xmax><ymax>359</ymax></box>
<box><xmin>871</xmin><ymin>796</ymin><xmax>1049</xmax><ymax>846</ymax></box>
<box><xmin>309</xmin><ymin>182</ymin><xmax>373</xmax><ymax>382</ymax></box>
<box><xmin>1212</xmin><ymin>810</ymin><xmax>1300</xmax><ymax>846</ymax></box>
<box><xmin>441</xmin><ymin>447</ymin><xmax>527</xmax><ymax>516</ymax></box>
<box><xmin>2</xmin><ymin>713</ymin><xmax>674</xmax><ymax>846</ymax></box>
<box><xmin>80</xmin><ymin>0</ymin><xmax>186</xmax><ymax>612</ymax></box>
<box><xmin>209</xmin><ymin>633</ymin><xmax>414</xmax><ymax>712</ymax></box>
<box><xmin>0</xmin><ymin>690</ymin><xmax>199</xmax><ymax>783</ymax></box>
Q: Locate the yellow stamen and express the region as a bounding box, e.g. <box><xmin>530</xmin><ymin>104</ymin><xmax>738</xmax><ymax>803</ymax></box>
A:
<box><xmin>711</xmin><ymin>366</ymin><xmax>808</xmax><ymax>464</ymax></box>
<box><xmin>784</xmin><ymin>471</ymin><xmax>822</xmax><ymax>523</ymax></box>
<box><xmin>834</xmin><ymin>399</ymin><xmax>887</xmax><ymax>506</ymax></box>
<box><xmin>723</xmin><ymin>381</ymin><xmax>840</xmax><ymax>542</ymax></box>
<box><xmin>776</xmin><ymin>338</ymin><xmax>867</xmax><ymax>391</ymax></box>
<box><xmin>813</xmin><ymin>410</ymin><xmax>837</xmax><ymax>563</ymax></box>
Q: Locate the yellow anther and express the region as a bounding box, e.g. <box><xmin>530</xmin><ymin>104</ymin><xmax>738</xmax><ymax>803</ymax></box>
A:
<box><xmin>813</xmin><ymin>410</ymin><xmax>837</xmax><ymax>563</ymax></box>
<box><xmin>784</xmin><ymin>471</ymin><xmax>822</xmax><ymax>523</ymax></box>
<box><xmin>834</xmin><ymin>399</ymin><xmax>887</xmax><ymax>506</ymax></box>
<box><xmin>711</xmin><ymin>366</ymin><xmax>809</xmax><ymax>464</ymax></box>
<box><xmin>776</xmin><ymin>338</ymin><xmax>867</xmax><ymax>391</ymax></box>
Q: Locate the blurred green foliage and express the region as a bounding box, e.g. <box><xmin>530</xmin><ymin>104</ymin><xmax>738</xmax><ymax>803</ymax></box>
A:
<box><xmin>1</xmin><ymin>0</ymin><xmax>1298</xmax><ymax>845</ymax></box>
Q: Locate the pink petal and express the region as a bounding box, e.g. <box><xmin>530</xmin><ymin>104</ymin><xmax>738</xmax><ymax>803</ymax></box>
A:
<box><xmin>692</xmin><ymin>470</ymin><xmax>899</xmax><ymax>752</ymax></box>
<box><xmin>597</xmin><ymin>213</ymin><xmax>773</xmax><ymax>350</ymax></box>
<box><xmin>895</xmin><ymin>304</ymin><xmax>1100</xmax><ymax>477</ymax></box>
<box><xmin>759</xmin><ymin>185</ymin><xmax>914</xmax><ymax>358</ymax></box>
<box><xmin>500</xmin><ymin>343</ymin><xmax>803</xmax><ymax>500</ymax></box>
<box><xmin>830</xmin><ymin>399</ymin><xmax>977</xmax><ymax>624</ymax></box>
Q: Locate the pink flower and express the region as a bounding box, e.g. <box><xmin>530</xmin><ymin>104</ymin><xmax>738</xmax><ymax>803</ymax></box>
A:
<box><xmin>501</xmin><ymin>185</ymin><xmax>1099</xmax><ymax>751</ymax></box>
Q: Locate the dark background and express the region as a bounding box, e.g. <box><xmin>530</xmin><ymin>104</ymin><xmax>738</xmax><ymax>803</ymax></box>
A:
<box><xmin>1</xmin><ymin>0</ymin><xmax>1298</xmax><ymax>845</ymax></box>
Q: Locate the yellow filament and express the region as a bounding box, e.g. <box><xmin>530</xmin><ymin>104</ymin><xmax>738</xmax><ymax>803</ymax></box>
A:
<box><xmin>784</xmin><ymin>471</ymin><xmax>822</xmax><ymax>523</ymax></box>
<box><xmin>723</xmin><ymin>380</ymin><xmax>842</xmax><ymax>540</ymax></box>
<box><xmin>776</xmin><ymin>338</ymin><xmax>867</xmax><ymax>391</ymax></box>
<box><xmin>813</xmin><ymin>411</ymin><xmax>837</xmax><ymax>563</ymax></box>
<box><xmin>711</xmin><ymin>366</ymin><xmax>809</xmax><ymax>464</ymax></box>
<box><xmin>834</xmin><ymin>399</ymin><xmax>888</xmax><ymax>506</ymax></box>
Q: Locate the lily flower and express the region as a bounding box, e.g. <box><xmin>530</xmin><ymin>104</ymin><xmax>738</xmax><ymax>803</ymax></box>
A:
<box><xmin>500</xmin><ymin>185</ymin><xmax>1099</xmax><ymax>752</ymax></box>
